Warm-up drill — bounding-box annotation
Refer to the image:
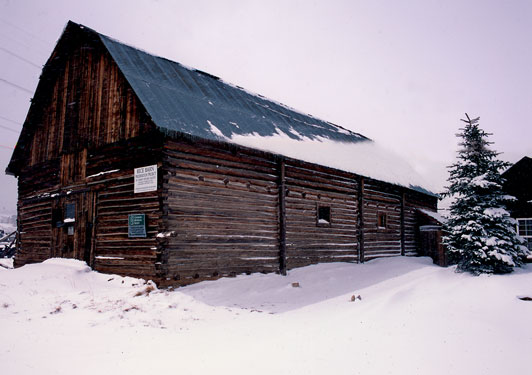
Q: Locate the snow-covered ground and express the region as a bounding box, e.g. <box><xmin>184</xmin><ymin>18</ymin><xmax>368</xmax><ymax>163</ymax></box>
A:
<box><xmin>1</xmin><ymin>257</ymin><xmax>531</xmax><ymax>375</ymax></box>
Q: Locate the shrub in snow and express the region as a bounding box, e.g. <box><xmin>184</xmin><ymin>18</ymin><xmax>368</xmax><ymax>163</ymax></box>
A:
<box><xmin>441</xmin><ymin>114</ymin><xmax>529</xmax><ymax>274</ymax></box>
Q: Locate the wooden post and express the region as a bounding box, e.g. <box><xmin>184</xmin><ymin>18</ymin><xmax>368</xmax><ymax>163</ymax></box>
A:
<box><xmin>400</xmin><ymin>192</ymin><xmax>406</xmax><ymax>256</ymax></box>
<box><xmin>89</xmin><ymin>191</ymin><xmax>98</xmax><ymax>268</ymax></box>
<box><xmin>357</xmin><ymin>177</ymin><xmax>365</xmax><ymax>263</ymax></box>
<box><xmin>278</xmin><ymin>158</ymin><xmax>287</xmax><ymax>275</ymax></box>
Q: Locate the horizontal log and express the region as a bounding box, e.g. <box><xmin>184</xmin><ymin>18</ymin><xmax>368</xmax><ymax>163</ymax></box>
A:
<box><xmin>284</xmin><ymin>175</ymin><xmax>356</xmax><ymax>195</ymax></box>
<box><xmin>165</xmin><ymin>243</ymin><xmax>278</xmax><ymax>252</ymax></box>
<box><xmin>285</xmin><ymin>226</ymin><xmax>358</xmax><ymax>236</ymax></box>
<box><xmin>166</xmin><ymin>184</ymin><xmax>278</xmax><ymax>204</ymax></box>
<box><xmin>286</xmin><ymin>217</ymin><xmax>358</xmax><ymax>226</ymax></box>
<box><xmin>164</xmin><ymin>140</ymin><xmax>277</xmax><ymax>169</ymax></box>
<box><xmin>167</xmin><ymin>236</ymin><xmax>279</xmax><ymax>245</ymax></box>
<box><xmin>166</xmin><ymin>195</ymin><xmax>277</xmax><ymax>214</ymax></box>
<box><xmin>164</xmin><ymin>148</ymin><xmax>277</xmax><ymax>175</ymax></box>
<box><xmin>166</xmin><ymin>215</ymin><xmax>278</xmax><ymax>227</ymax></box>
<box><xmin>284</xmin><ymin>163</ymin><xmax>357</xmax><ymax>185</ymax></box>
<box><xmin>284</xmin><ymin>184</ymin><xmax>356</xmax><ymax>202</ymax></box>
<box><xmin>165</xmin><ymin>173</ymin><xmax>276</xmax><ymax>193</ymax></box>
<box><xmin>286</xmin><ymin>249</ymin><xmax>357</xmax><ymax>256</ymax></box>
<box><xmin>164</xmin><ymin>158</ymin><xmax>278</xmax><ymax>182</ymax></box>
<box><xmin>165</xmin><ymin>206</ymin><xmax>277</xmax><ymax>220</ymax></box>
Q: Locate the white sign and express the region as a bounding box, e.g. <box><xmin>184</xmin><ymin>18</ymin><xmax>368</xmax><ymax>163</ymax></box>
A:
<box><xmin>134</xmin><ymin>165</ymin><xmax>158</xmax><ymax>193</ymax></box>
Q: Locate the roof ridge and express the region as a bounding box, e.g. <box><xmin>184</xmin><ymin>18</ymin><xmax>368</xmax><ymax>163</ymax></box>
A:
<box><xmin>70</xmin><ymin>21</ymin><xmax>369</xmax><ymax>143</ymax></box>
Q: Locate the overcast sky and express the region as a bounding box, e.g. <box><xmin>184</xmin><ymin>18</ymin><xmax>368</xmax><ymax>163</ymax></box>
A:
<box><xmin>1</xmin><ymin>0</ymin><xmax>531</xmax><ymax>213</ymax></box>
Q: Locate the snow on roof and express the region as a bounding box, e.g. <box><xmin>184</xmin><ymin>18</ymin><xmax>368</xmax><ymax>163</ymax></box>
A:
<box><xmin>97</xmin><ymin>26</ymin><xmax>368</xmax><ymax>145</ymax></box>
<box><xmin>71</xmin><ymin>22</ymin><xmax>434</xmax><ymax>194</ymax></box>
<box><xmin>228</xmin><ymin>132</ymin><xmax>436</xmax><ymax>193</ymax></box>
<box><xmin>418</xmin><ymin>208</ymin><xmax>447</xmax><ymax>224</ymax></box>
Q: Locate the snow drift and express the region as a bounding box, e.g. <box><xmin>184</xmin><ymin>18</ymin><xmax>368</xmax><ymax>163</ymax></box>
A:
<box><xmin>1</xmin><ymin>257</ymin><xmax>531</xmax><ymax>375</ymax></box>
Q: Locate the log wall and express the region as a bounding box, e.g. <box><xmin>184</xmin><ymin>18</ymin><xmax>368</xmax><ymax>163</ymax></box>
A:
<box><xmin>14</xmin><ymin>136</ymin><xmax>164</xmax><ymax>281</ymax></box>
<box><xmin>16</xmin><ymin>199</ymin><xmax>52</xmax><ymax>266</ymax></box>
<box><xmin>284</xmin><ymin>160</ymin><xmax>359</xmax><ymax>269</ymax></box>
<box><xmin>158</xmin><ymin>139</ymin><xmax>438</xmax><ymax>285</ymax></box>
<box><xmin>161</xmin><ymin>140</ymin><xmax>280</xmax><ymax>284</ymax></box>
<box><xmin>15</xmin><ymin>161</ymin><xmax>59</xmax><ymax>267</ymax></box>
<box><xmin>86</xmin><ymin>139</ymin><xmax>163</xmax><ymax>280</ymax></box>
<box><xmin>15</xmin><ymin>135</ymin><xmax>439</xmax><ymax>283</ymax></box>
<box><xmin>361</xmin><ymin>179</ymin><xmax>403</xmax><ymax>260</ymax></box>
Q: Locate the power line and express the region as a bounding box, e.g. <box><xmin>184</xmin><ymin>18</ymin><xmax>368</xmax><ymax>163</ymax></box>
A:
<box><xmin>0</xmin><ymin>144</ymin><xmax>14</xmax><ymax>150</ymax></box>
<box><xmin>0</xmin><ymin>30</ymin><xmax>49</xmax><ymax>54</ymax></box>
<box><xmin>0</xmin><ymin>124</ymin><xmax>19</xmax><ymax>133</ymax></box>
<box><xmin>0</xmin><ymin>18</ymin><xmax>49</xmax><ymax>46</ymax></box>
<box><xmin>0</xmin><ymin>47</ymin><xmax>41</xmax><ymax>69</ymax></box>
<box><xmin>0</xmin><ymin>78</ymin><xmax>33</xmax><ymax>94</ymax></box>
<box><xmin>0</xmin><ymin>115</ymin><xmax>21</xmax><ymax>125</ymax></box>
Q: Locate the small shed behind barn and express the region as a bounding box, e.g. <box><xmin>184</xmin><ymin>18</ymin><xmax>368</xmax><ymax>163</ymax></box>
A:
<box><xmin>6</xmin><ymin>21</ymin><xmax>439</xmax><ymax>285</ymax></box>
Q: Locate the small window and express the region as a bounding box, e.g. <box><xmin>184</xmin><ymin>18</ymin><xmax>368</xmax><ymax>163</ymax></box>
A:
<box><xmin>65</xmin><ymin>203</ymin><xmax>76</xmax><ymax>223</ymax></box>
<box><xmin>517</xmin><ymin>218</ymin><xmax>532</xmax><ymax>251</ymax></box>
<box><xmin>317</xmin><ymin>205</ymin><xmax>331</xmax><ymax>226</ymax></box>
<box><xmin>378</xmin><ymin>213</ymin><xmax>387</xmax><ymax>228</ymax></box>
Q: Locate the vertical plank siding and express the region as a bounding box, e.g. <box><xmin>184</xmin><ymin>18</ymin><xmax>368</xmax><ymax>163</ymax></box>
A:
<box><xmin>161</xmin><ymin>140</ymin><xmax>280</xmax><ymax>284</ymax></box>
<box><xmin>11</xmin><ymin>31</ymin><xmax>152</xmax><ymax>172</ymax></box>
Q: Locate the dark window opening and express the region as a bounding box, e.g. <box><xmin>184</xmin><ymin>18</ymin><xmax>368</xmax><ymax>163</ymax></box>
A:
<box><xmin>317</xmin><ymin>206</ymin><xmax>331</xmax><ymax>226</ymax></box>
<box><xmin>378</xmin><ymin>213</ymin><xmax>387</xmax><ymax>228</ymax></box>
<box><xmin>65</xmin><ymin>203</ymin><xmax>76</xmax><ymax>223</ymax></box>
<box><xmin>52</xmin><ymin>208</ymin><xmax>63</xmax><ymax>228</ymax></box>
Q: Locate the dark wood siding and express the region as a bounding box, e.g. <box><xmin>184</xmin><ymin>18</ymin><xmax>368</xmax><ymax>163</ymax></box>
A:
<box><xmin>15</xmin><ymin>161</ymin><xmax>60</xmax><ymax>267</ymax></box>
<box><xmin>86</xmin><ymin>138</ymin><xmax>163</xmax><ymax>280</ymax></box>
<box><xmin>91</xmin><ymin>176</ymin><xmax>161</xmax><ymax>279</ymax></box>
<box><xmin>9</xmin><ymin>29</ymin><xmax>153</xmax><ymax>174</ymax></box>
<box><xmin>361</xmin><ymin>179</ymin><xmax>403</xmax><ymax>260</ymax></box>
<box><xmin>16</xmin><ymin>199</ymin><xmax>53</xmax><ymax>266</ymax></box>
<box><xmin>284</xmin><ymin>160</ymin><xmax>359</xmax><ymax>269</ymax></box>
<box><xmin>161</xmin><ymin>139</ymin><xmax>280</xmax><ymax>284</ymax></box>
<box><xmin>405</xmin><ymin>191</ymin><xmax>439</xmax><ymax>256</ymax></box>
<box><xmin>12</xmin><ymin>29</ymin><xmax>163</xmax><ymax>279</ymax></box>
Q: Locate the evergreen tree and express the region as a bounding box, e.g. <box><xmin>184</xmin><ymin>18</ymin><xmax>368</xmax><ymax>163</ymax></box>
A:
<box><xmin>442</xmin><ymin>114</ymin><xmax>529</xmax><ymax>274</ymax></box>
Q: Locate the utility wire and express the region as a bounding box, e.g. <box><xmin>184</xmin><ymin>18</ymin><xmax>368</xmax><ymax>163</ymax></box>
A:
<box><xmin>0</xmin><ymin>78</ymin><xmax>33</xmax><ymax>94</ymax></box>
<box><xmin>0</xmin><ymin>115</ymin><xmax>21</xmax><ymax>125</ymax></box>
<box><xmin>0</xmin><ymin>18</ymin><xmax>49</xmax><ymax>46</ymax></box>
<box><xmin>0</xmin><ymin>30</ymin><xmax>49</xmax><ymax>54</ymax></box>
<box><xmin>0</xmin><ymin>144</ymin><xmax>14</xmax><ymax>150</ymax></box>
<box><xmin>0</xmin><ymin>47</ymin><xmax>41</xmax><ymax>68</ymax></box>
<box><xmin>0</xmin><ymin>124</ymin><xmax>19</xmax><ymax>133</ymax></box>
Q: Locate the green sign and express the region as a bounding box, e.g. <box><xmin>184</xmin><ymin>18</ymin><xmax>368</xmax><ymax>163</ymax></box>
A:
<box><xmin>128</xmin><ymin>214</ymin><xmax>147</xmax><ymax>238</ymax></box>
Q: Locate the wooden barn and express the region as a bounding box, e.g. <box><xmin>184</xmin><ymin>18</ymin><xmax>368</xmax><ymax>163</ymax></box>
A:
<box><xmin>6</xmin><ymin>21</ymin><xmax>438</xmax><ymax>285</ymax></box>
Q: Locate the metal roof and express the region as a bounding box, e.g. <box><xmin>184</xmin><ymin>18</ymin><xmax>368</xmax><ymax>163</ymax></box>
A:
<box><xmin>96</xmin><ymin>31</ymin><xmax>369</xmax><ymax>144</ymax></box>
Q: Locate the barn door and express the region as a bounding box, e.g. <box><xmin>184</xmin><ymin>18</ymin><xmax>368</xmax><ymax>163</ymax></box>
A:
<box><xmin>51</xmin><ymin>191</ymin><xmax>96</xmax><ymax>264</ymax></box>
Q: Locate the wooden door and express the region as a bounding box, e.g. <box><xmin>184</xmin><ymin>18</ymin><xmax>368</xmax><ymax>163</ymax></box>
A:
<box><xmin>51</xmin><ymin>191</ymin><xmax>96</xmax><ymax>264</ymax></box>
